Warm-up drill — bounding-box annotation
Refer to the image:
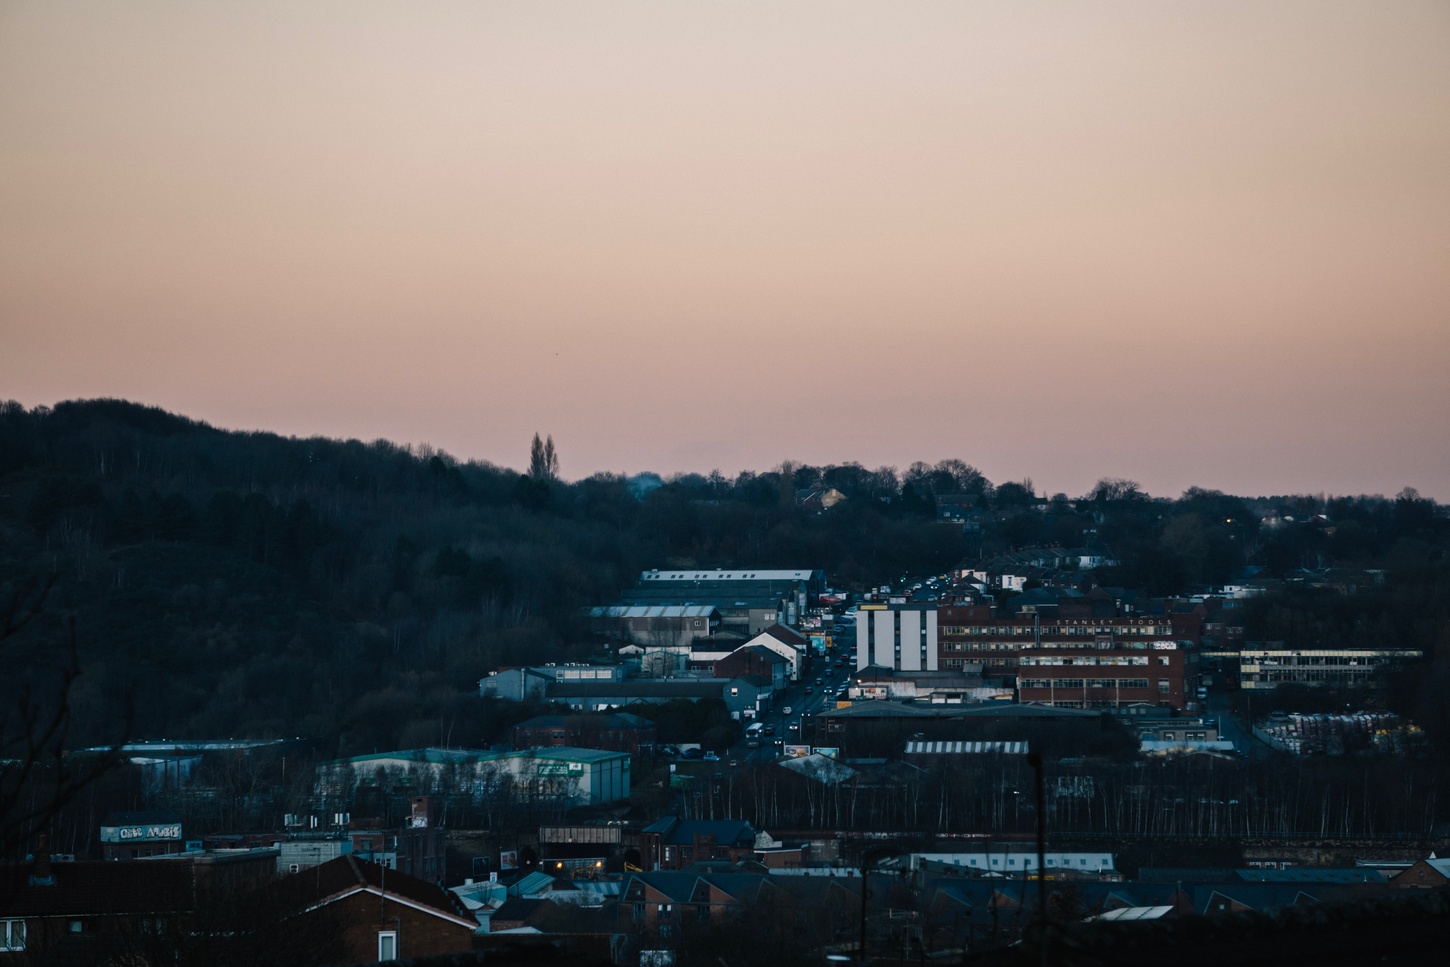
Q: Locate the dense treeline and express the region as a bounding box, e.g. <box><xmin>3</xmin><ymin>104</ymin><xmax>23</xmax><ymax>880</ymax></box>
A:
<box><xmin>691</xmin><ymin>747</ymin><xmax>1444</xmax><ymax>843</ymax></box>
<box><xmin>1</xmin><ymin>399</ymin><xmax>1446</xmax><ymax>757</ymax></box>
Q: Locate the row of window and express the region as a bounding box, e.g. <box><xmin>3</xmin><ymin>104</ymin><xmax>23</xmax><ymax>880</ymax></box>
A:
<box><xmin>1019</xmin><ymin>655</ymin><xmax>1157</xmax><ymax>667</ymax></box>
<box><xmin>1253</xmin><ymin>669</ymin><xmax>1382</xmax><ymax>683</ymax></box>
<box><xmin>629</xmin><ymin>903</ymin><xmax>716</xmax><ymax>923</ymax></box>
<box><xmin>943</xmin><ymin>641</ymin><xmax>1177</xmax><ymax>653</ymax></box>
<box><xmin>1045</xmin><ymin>699</ymin><xmax>1172</xmax><ymax>709</ymax></box>
<box><xmin>940</xmin><ymin>625</ymin><xmax>1172</xmax><ymax>636</ymax></box>
<box><xmin>1251</xmin><ymin>656</ymin><xmax>1375</xmax><ymax>666</ymax></box>
<box><xmin>1020</xmin><ymin>678</ymin><xmax>1153</xmax><ymax>690</ymax></box>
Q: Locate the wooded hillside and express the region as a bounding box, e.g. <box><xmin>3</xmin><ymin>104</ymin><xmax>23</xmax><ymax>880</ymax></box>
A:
<box><xmin>2</xmin><ymin>399</ymin><xmax>1445</xmax><ymax>756</ymax></box>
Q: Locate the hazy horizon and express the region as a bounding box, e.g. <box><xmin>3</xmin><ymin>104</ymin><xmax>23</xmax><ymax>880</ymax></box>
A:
<box><xmin>4</xmin><ymin>2</ymin><xmax>1448</xmax><ymax>500</ymax></box>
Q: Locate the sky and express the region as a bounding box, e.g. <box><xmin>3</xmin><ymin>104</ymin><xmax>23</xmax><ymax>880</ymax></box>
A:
<box><xmin>2</xmin><ymin>1</ymin><xmax>1448</xmax><ymax>500</ymax></box>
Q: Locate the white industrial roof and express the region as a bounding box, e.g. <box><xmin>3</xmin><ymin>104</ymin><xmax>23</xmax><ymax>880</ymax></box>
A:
<box><xmin>1090</xmin><ymin>906</ymin><xmax>1175</xmax><ymax>922</ymax></box>
<box><xmin>589</xmin><ymin>605</ymin><xmax>718</xmax><ymax>618</ymax></box>
<box><xmin>640</xmin><ymin>569</ymin><xmax>815</xmax><ymax>581</ymax></box>
<box><xmin>905</xmin><ymin>741</ymin><xmax>1029</xmax><ymax>755</ymax></box>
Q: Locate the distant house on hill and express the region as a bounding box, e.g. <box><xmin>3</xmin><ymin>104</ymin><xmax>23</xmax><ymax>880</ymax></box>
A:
<box><xmin>795</xmin><ymin>488</ymin><xmax>847</xmax><ymax>512</ymax></box>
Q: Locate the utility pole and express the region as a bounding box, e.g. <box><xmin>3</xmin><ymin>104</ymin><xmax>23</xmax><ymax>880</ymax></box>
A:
<box><xmin>1028</xmin><ymin>749</ymin><xmax>1049</xmax><ymax>967</ymax></box>
<box><xmin>858</xmin><ymin>843</ymin><xmax>907</xmax><ymax>965</ymax></box>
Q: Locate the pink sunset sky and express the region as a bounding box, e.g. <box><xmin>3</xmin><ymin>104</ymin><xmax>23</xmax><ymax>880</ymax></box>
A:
<box><xmin>2</xmin><ymin>1</ymin><xmax>1447</xmax><ymax>499</ymax></box>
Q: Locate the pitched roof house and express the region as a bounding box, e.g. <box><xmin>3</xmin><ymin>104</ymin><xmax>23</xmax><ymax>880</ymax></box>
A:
<box><xmin>271</xmin><ymin>855</ymin><xmax>476</xmax><ymax>963</ymax></box>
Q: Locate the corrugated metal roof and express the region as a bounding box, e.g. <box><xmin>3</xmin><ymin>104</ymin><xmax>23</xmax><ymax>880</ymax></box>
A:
<box><xmin>589</xmin><ymin>605</ymin><xmax>718</xmax><ymax>618</ymax></box>
<box><xmin>1237</xmin><ymin>868</ymin><xmax>1386</xmax><ymax>884</ymax></box>
<box><xmin>640</xmin><ymin>569</ymin><xmax>817</xmax><ymax>581</ymax></box>
<box><xmin>508</xmin><ymin>871</ymin><xmax>558</xmax><ymax>896</ymax></box>
<box><xmin>1139</xmin><ymin>740</ymin><xmax>1237</xmax><ymax>753</ymax></box>
<box><xmin>1091</xmin><ymin>905</ymin><xmax>1175</xmax><ymax>921</ymax></box>
<box><xmin>904</xmin><ymin>740</ymin><xmax>1028</xmax><ymax>755</ymax></box>
<box><xmin>531</xmin><ymin>746</ymin><xmax>630</xmax><ymax>763</ymax></box>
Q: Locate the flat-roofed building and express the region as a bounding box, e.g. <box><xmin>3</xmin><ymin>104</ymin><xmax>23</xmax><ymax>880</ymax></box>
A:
<box><xmin>588</xmin><ymin>604</ymin><xmax>720</xmax><ymax>649</ymax></box>
<box><xmin>635</xmin><ymin>568</ymin><xmax>824</xmax><ymax>625</ymax></box>
<box><xmin>855</xmin><ymin>602</ymin><xmax>938</xmax><ymax>672</ymax></box>
<box><xmin>1235</xmin><ymin>645</ymin><xmax>1421</xmax><ymax>691</ymax></box>
<box><xmin>319</xmin><ymin>747</ymin><xmax>630</xmax><ymax>806</ymax></box>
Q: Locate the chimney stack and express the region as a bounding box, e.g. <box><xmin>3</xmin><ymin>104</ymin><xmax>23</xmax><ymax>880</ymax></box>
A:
<box><xmin>30</xmin><ymin>833</ymin><xmax>55</xmax><ymax>886</ymax></box>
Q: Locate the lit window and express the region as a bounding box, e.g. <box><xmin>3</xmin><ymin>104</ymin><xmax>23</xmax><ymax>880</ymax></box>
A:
<box><xmin>1</xmin><ymin>920</ymin><xmax>25</xmax><ymax>951</ymax></box>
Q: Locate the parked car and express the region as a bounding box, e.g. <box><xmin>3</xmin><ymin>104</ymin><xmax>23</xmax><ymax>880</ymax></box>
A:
<box><xmin>659</xmin><ymin>746</ymin><xmax>679</xmax><ymax>758</ymax></box>
<box><xmin>702</xmin><ymin>751</ymin><xmax>720</xmax><ymax>762</ymax></box>
<box><xmin>681</xmin><ymin>748</ymin><xmax>704</xmax><ymax>760</ymax></box>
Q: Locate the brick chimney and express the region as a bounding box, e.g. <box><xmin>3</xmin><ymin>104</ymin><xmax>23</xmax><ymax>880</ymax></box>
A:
<box><xmin>30</xmin><ymin>832</ymin><xmax>55</xmax><ymax>886</ymax></box>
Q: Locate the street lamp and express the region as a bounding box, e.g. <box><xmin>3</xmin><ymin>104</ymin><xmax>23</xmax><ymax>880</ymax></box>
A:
<box><xmin>857</xmin><ymin>844</ymin><xmax>908</xmax><ymax>964</ymax></box>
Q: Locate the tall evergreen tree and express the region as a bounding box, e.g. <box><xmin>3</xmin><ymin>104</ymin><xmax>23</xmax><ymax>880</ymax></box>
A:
<box><xmin>528</xmin><ymin>432</ymin><xmax>559</xmax><ymax>482</ymax></box>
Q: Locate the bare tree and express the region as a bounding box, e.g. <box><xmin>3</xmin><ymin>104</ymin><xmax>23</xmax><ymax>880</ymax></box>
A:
<box><xmin>1</xmin><ymin>576</ymin><xmax>127</xmax><ymax>861</ymax></box>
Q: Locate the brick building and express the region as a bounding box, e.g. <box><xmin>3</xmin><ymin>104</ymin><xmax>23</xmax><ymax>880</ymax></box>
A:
<box><xmin>272</xmin><ymin>855</ymin><xmax>476</xmax><ymax>963</ymax></box>
<box><xmin>347</xmin><ymin>797</ymin><xmax>447</xmax><ymax>883</ymax></box>
<box><xmin>713</xmin><ymin>644</ymin><xmax>789</xmax><ymax>691</ymax></box>
<box><xmin>1</xmin><ymin>846</ymin><xmax>281</xmax><ymax>963</ymax></box>
<box><xmin>640</xmin><ymin>818</ymin><xmax>758</xmax><ymax>871</ymax></box>
<box><xmin>512</xmin><ymin>712</ymin><xmax>657</xmax><ymax>756</ymax></box>
<box><xmin>936</xmin><ymin>604</ymin><xmax>1201</xmax><ymax>710</ymax></box>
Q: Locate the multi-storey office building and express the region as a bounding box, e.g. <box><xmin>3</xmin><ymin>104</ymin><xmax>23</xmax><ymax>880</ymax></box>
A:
<box><xmin>936</xmin><ymin>605</ymin><xmax>1200</xmax><ymax>671</ymax></box>
<box><xmin>854</xmin><ymin>602</ymin><xmax>939</xmax><ymax>672</ymax></box>
<box><xmin>1235</xmin><ymin>646</ymin><xmax>1421</xmax><ymax>691</ymax></box>
<box><xmin>1016</xmin><ymin>641</ymin><xmax>1195</xmax><ymax>711</ymax></box>
<box><xmin>853</xmin><ymin>602</ymin><xmax>1202</xmax><ymax>710</ymax></box>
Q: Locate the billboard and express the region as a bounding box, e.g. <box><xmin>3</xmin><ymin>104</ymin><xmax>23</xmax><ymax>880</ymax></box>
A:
<box><xmin>499</xmin><ymin>850</ymin><xmax>519</xmax><ymax>871</ymax></box>
<box><xmin>811</xmin><ymin>747</ymin><xmax>840</xmax><ymax>759</ymax></box>
<box><xmin>783</xmin><ymin>745</ymin><xmax>812</xmax><ymax>759</ymax></box>
<box><xmin>100</xmin><ymin>822</ymin><xmax>182</xmax><ymax>844</ymax></box>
